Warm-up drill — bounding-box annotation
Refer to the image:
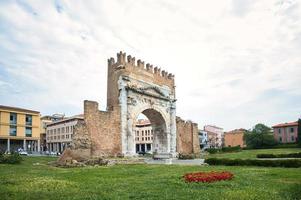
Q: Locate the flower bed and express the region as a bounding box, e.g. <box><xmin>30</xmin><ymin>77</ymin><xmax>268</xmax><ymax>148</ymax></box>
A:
<box><xmin>183</xmin><ymin>171</ymin><xmax>234</xmax><ymax>183</ymax></box>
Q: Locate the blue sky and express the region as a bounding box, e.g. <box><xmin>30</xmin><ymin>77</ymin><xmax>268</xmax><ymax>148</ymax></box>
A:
<box><xmin>0</xmin><ymin>0</ymin><xmax>300</xmax><ymax>131</ymax></box>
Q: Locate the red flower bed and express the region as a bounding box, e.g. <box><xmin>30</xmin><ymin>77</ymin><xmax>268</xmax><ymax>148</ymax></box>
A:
<box><xmin>183</xmin><ymin>171</ymin><xmax>234</xmax><ymax>183</ymax></box>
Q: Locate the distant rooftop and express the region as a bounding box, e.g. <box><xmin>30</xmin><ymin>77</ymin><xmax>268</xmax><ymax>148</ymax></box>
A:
<box><xmin>225</xmin><ymin>128</ymin><xmax>246</xmax><ymax>134</ymax></box>
<box><xmin>0</xmin><ymin>105</ymin><xmax>40</xmax><ymax>114</ymax></box>
<box><xmin>272</xmin><ymin>121</ymin><xmax>298</xmax><ymax>128</ymax></box>
<box><xmin>47</xmin><ymin>114</ymin><xmax>84</xmax><ymax>126</ymax></box>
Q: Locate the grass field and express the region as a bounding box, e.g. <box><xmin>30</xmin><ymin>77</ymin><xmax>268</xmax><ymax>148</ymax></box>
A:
<box><xmin>1</xmin><ymin>155</ymin><xmax>301</xmax><ymax>200</ymax></box>
<box><xmin>204</xmin><ymin>148</ymin><xmax>301</xmax><ymax>159</ymax></box>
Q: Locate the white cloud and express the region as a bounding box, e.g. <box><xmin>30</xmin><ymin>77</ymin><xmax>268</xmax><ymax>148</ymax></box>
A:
<box><xmin>0</xmin><ymin>0</ymin><xmax>300</xmax><ymax>130</ymax></box>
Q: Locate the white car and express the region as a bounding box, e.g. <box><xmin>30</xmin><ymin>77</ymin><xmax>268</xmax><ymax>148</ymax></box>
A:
<box><xmin>19</xmin><ymin>151</ymin><xmax>28</xmax><ymax>156</ymax></box>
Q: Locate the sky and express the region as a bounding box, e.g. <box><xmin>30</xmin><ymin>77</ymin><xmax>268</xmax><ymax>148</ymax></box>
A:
<box><xmin>0</xmin><ymin>0</ymin><xmax>300</xmax><ymax>131</ymax></box>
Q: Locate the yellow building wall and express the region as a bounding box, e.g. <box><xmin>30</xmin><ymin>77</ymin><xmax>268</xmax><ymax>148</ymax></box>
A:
<box><xmin>0</xmin><ymin>109</ymin><xmax>40</xmax><ymax>139</ymax></box>
<box><xmin>0</xmin><ymin>112</ymin><xmax>10</xmax><ymax>136</ymax></box>
<box><xmin>32</xmin><ymin>115</ymin><xmax>40</xmax><ymax>138</ymax></box>
<box><xmin>17</xmin><ymin>114</ymin><xmax>25</xmax><ymax>137</ymax></box>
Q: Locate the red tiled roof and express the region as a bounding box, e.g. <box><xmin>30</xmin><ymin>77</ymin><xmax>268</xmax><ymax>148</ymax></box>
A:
<box><xmin>272</xmin><ymin>121</ymin><xmax>298</xmax><ymax>128</ymax></box>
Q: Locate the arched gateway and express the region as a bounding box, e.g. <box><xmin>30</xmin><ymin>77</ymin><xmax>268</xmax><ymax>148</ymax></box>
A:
<box><xmin>59</xmin><ymin>52</ymin><xmax>200</xmax><ymax>162</ymax></box>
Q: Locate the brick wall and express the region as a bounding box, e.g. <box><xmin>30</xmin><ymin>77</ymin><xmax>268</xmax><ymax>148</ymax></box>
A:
<box><xmin>84</xmin><ymin>100</ymin><xmax>122</xmax><ymax>157</ymax></box>
<box><xmin>176</xmin><ymin>117</ymin><xmax>200</xmax><ymax>156</ymax></box>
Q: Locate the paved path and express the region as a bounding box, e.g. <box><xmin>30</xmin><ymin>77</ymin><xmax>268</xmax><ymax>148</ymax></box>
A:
<box><xmin>145</xmin><ymin>158</ymin><xmax>205</xmax><ymax>165</ymax></box>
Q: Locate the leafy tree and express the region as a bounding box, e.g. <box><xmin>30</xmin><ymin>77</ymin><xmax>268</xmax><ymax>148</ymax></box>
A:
<box><xmin>244</xmin><ymin>123</ymin><xmax>276</xmax><ymax>149</ymax></box>
<box><xmin>298</xmin><ymin>118</ymin><xmax>301</xmax><ymax>147</ymax></box>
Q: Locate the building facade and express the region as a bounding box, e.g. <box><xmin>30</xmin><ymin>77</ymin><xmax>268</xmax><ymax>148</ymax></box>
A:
<box><xmin>40</xmin><ymin>114</ymin><xmax>65</xmax><ymax>152</ymax></box>
<box><xmin>198</xmin><ymin>130</ymin><xmax>208</xmax><ymax>149</ymax></box>
<box><xmin>224</xmin><ymin>129</ymin><xmax>246</xmax><ymax>147</ymax></box>
<box><xmin>204</xmin><ymin>125</ymin><xmax>224</xmax><ymax>148</ymax></box>
<box><xmin>46</xmin><ymin>115</ymin><xmax>83</xmax><ymax>153</ymax></box>
<box><xmin>0</xmin><ymin>105</ymin><xmax>40</xmax><ymax>153</ymax></box>
<box><xmin>272</xmin><ymin>121</ymin><xmax>298</xmax><ymax>143</ymax></box>
<box><xmin>134</xmin><ymin>119</ymin><xmax>153</xmax><ymax>153</ymax></box>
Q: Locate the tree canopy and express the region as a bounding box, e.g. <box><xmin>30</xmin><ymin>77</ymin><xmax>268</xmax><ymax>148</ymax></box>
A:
<box><xmin>244</xmin><ymin>123</ymin><xmax>276</xmax><ymax>149</ymax></box>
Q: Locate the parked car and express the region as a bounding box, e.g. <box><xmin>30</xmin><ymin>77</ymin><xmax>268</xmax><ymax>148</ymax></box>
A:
<box><xmin>19</xmin><ymin>151</ymin><xmax>28</xmax><ymax>156</ymax></box>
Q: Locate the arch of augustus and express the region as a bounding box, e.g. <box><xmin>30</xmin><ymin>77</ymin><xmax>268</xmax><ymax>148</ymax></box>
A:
<box><xmin>59</xmin><ymin>51</ymin><xmax>200</xmax><ymax>161</ymax></box>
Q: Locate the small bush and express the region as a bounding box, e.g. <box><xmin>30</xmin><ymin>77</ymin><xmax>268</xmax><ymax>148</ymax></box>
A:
<box><xmin>221</xmin><ymin>146</ymin><xmax>242</xmax><ymax>153</ymax></box>
<box><xmin>205</xmin><ymin>158</ymin><xmax>301</xmax><ymax>168</ymax></box>
<box><xmin>206</xmin><ymin>148</ymin><xmax>219</xmax><ymax>154</ymax></box>
<box><xmin>257</xmin><ymin>152</ymin><xmax>301</xmax><ymax>158</ymax></box>
<box><xmin>0</xmin><ymin>152</ymin><xmax>23</xmax><ymax>164</ymax></box>
<box><xmin>178</xmin><ymin>153</ymin><xmax>195</xmax><ymax>160</ymax></box>
<box><xmin>206</xmin><ymin>146</ymin><xmax>242</xmax><ymax>154</ymax></box>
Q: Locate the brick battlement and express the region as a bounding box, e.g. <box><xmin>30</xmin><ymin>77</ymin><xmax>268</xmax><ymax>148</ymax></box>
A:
<box><xmin>108</xmin><ymin>51</ymin><xmax>175</xmax><ymax>80</ymax></box>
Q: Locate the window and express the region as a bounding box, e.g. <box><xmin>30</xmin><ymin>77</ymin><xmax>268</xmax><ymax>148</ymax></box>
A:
<box><xmin>25</xmin><ymin>127</ymin><xmax>32</xmax><ymax>137</ymax></box>
<box><xmin>142</xmin><ymin>131</ymin><xmax>144</xmax><ymax>136</ymax></box>
<box><xmin>9</xmin><ymin>125</ymin><xmax>17</xmax><ymax>136</ymax></box>
<box><xmin>10</xmin><ymin>113</ymin><xmax>17</xmax><ymax>124</ymax></box>
<box><xmin>290</xmin><ymin>127</ymin><xmax>294</xmax><ymax>133</ymax></box>
<box><xmin>25</xmin><ymin>115</ymin><xmax>32</xmax><ymax>126</ymax></box>
<box><xmin>58</xmin><ymin>128</ymin><xmax>60</xmax><ymax>134</ymax></box>
<box><xmin>279</xmin><ymin>137</ymin><xmax>282</xmax><ymax>142</ymax></box>
<box><xmin>291</xmin><ymin>136</ymin><xmax>295</xmax><ymax>141</ymax></box>
<box><xmin>278</xmin><ymin>128</ymin><xmax>281</xmax><ymax>134</ymax></box>
<box><xmin>61</xmin><ymin>127</ymin><xmax>65</xmax><ymax>133</ymax></box>
<box><xmin>54</xmin><ymin>129</ymin><xmax>56</xmax><ymax>134</ymax></box>
<box><xmin>66</xmin><ymin>126</ymin><xmax>69</xmax><ymax>133</ymax></box>
<box><xmin>137</xmin><ymin>131</ymin><xmax>139</xmax><ymax>136</ymax></box>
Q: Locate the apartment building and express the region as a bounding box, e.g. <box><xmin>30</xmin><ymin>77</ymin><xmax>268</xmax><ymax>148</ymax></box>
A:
<box><xmin>204</xmin><ymin>125</ymin><xmax>224</xmax><ymax>148</ymax></box>
<box><xmin>40</xmin><ymin>114</ymin><xmax>65</xmax><ymax>151</ymax></box>
<box><xmin>46</xmin><ymin>114</ymin><xmax>83</xmax><ymax>153</ymax></box>
<box><xmin>272</xmin><ymin>121</ymin><xmax>298</xmax><ymax>143</ymax></box>
<box><xmin>135</xmin><ymin>119</ymin><xmax>153</xmax><ymax>153</ymax></box>
<box><xmin>0</xmin><ymin>105</ymin><xmax>40</xmax><ymax>153</ymax></box>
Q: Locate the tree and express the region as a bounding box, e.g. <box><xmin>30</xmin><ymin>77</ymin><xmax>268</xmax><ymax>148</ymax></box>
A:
<box><xmin>297</xmin><ymin>118</ymin><xmax>301</xmax><ymax>147</ymax></box>
<box><xmin>244</xmin><ymin>123</ymin><xmax>276</xmax><ymax>149</ymax></box>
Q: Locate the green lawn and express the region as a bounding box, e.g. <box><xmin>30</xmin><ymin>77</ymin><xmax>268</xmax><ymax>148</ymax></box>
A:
<box><xmin>1</xmin><ymin>156</ymin><xmax>301</xmax><ymax>200</ymax></box>
<box><xmin>204</xmin><ymin>148</ymin><xmax>301</xmax><ymax>159</ymax></box>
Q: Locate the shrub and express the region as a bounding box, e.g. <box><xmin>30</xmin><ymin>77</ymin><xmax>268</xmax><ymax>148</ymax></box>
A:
<box><xmin>272</xmin><ymin>143</ymin><xmax>299</xmax><ymax>149</ymax></box>
<box><xmin>257</xmin><ymin>152</ymin><xmax>301</xmax><ymax>158</ymax></box>
<box><xmin>206</xmin><ymin>148</ymin><xmax>219</xmax><ymax>154</ymax></box>
<box><xmin>0</xmin><ymin>152</ymin><xmax>23</xmax><ymax>164</ymax></box>
<box><xmin>178</xmin><ymin>153</ymin><xmax>195</xmax><ymax>160</ymax></box>
<box><xmin>221</xmin><ymin>146</ymin><xmax>242</xmax><ymax>153</ymax></box>
<box><xmin>206</xmin><ymin>146</ymin><xmax>242</xmax><ymax>154</ymax></box>
<box><xmin>205</xmin><ymin>158</ymin><xmax>301</xmax><ymax>168</ymax></box>
<box><xmin>183</xmin><ymin>171</ymin><xmax>234</xmax><ymax>183</ymax></box>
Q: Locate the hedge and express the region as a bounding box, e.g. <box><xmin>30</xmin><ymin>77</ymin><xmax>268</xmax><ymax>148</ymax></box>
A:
<box><xmin>206</xmin><ymin>146</ymin><xmax>242</xmax><ymax>154</ymax></box>
<box><xmin>205</xmin><ymin>158</ymin><xmax>301</xmax><ymax>168</ymax></box>
<box><xmin>257</xmin><ymin>152</ymin><xmax>301</xmax><ymax>158</ymax></box>
<box><xmin>0</xmin><ymin>152</ymin><xmax>23</xmax><ymax>164</ymax></box>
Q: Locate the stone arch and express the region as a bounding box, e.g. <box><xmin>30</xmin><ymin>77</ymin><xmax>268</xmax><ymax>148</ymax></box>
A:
<box><xmin>132</xmin><ymin>107</ymin><xmax>169</xmax><ymax>154</ymax></box>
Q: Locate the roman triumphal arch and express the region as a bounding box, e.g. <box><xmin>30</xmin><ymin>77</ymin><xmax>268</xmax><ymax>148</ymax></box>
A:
<box><xmin>59</xmin><ymin>51</ymin><xmax>200</xmax><ymax>162</ymax></box>
<box><xmin>118</xmin><ymin>75</ymin><xmax>177</xmax><ymax>157</ymax></box>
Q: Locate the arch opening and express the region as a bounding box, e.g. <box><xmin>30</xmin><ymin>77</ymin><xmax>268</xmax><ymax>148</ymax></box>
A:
<box><xmin>133</xmin><ymin>109</ymin><xmax>167</xmax><ymax>155</ymax></box>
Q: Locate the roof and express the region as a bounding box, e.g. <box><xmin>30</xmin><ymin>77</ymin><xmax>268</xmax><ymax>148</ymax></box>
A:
<box><xmin>0</xmin><ymin>105</ymin><xmax>40</xmax><ymax>114</ymax></box>
<box><xmin>46</xmin><ymin>114</ymin><xmax>84</xmax><ymax>127</ymax></box>
<box><xmin>272</xmin><ymin>121</ymin><xmax>298</xmax><ymax>128</ymax></box>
